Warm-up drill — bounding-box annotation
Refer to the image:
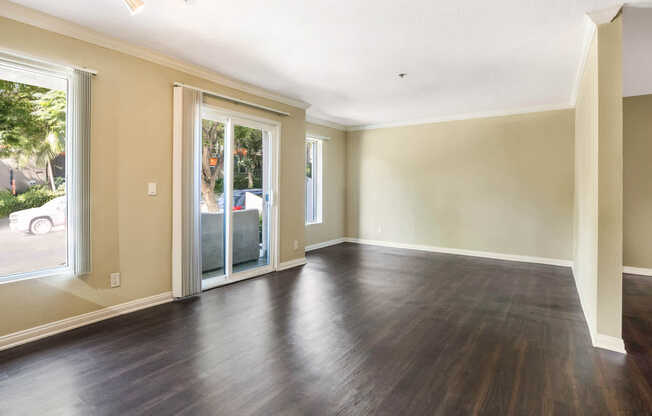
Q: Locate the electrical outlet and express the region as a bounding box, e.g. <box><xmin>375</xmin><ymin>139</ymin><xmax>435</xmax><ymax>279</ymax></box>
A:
<box><xmin>110</xmin><ymin>272</ymin><xmax>121</xmax><ymax>288</ymax></box>
<box><xmin>293</xmin><ymin>240</ymin><xmax>299</xmax><ymax>250</ymax></box>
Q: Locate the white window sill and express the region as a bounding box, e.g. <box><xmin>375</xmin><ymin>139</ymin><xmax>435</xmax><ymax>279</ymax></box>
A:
<box><xmin>0</xmin><ymin>267</ymin><xmax>74</xmax><ymax>286</ymax></box>
<box><xmin>306</xmin><ymin>221</ymin><xmax>323</xmax><ymax>227</ymax></box>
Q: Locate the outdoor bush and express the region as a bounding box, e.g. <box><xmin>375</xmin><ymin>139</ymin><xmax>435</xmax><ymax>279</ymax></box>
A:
<box><xmin>214</xmin><ymin>173</ymin><xmax>262</xmax><ymax>193</ymax></box>
<box><xmin>0</xmin><ymin>190</ymin><xmax>21</xmax><ymax>218</ymax></box>
<box><xmin>233</xmin><ymin>173</ymin><xmax>250</xmax><ymax>190</ymax></box>
<box><xmin>17</xmin><ymin>185</ymin><xmax>60</xmax><ymax>208</ymax></box>
<box><xmin>0</xmin><ymin>185</ymin><xmax>64</xmax><ymax>218</ymax></box>
<box><xmin>54</xmin><ymin>176</ymin><xmax>66</xmax><ymax>191</ymax></box>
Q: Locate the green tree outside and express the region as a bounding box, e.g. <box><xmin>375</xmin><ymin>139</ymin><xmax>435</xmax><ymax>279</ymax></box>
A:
<box><xmin>0</xmin><ymin>80</ymin><xmax>66</xmax><ymax>192</ymax></box>
<box><xmin>201</xmin><ymin>121</ymin><xmax>263</xmax><ymax>212</ymax></box>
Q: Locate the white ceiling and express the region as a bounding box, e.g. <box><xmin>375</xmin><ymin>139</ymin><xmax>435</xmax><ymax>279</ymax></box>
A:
<box><xmin>8</xmin><ymin>0</ymin><xmax>626</xmax><ymax>127</ymax></box>
<box><xmin>623</xmin><ymin>5</ymin><xmax>652</xmax><ymax>97</ymax></box>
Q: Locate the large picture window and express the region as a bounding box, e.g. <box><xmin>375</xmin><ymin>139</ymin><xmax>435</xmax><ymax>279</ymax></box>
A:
<box><xmin>305</xmin><ymin>137</ymin><xmax>322</xmax><ymax>225</ymax></box>
<box><xmin>0</xmin><ymin>54</ymin><xmax>91</xmax><ymax>282</ymax></box>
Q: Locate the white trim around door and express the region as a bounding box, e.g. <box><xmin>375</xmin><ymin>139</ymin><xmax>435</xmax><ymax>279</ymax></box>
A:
<box><xmin>199</xmin><ymin>105</ymin><xmax>281</xmax><ymax>291</ymax></box>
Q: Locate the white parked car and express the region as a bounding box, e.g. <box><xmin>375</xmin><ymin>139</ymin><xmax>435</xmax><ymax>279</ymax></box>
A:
<box><xmin>9</xmin><ymin>196</ymin><xmax>66</xmax><ymax>234</ymax></box>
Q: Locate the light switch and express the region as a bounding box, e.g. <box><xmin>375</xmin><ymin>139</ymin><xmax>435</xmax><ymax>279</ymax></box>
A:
<box><xmin>147</xmin><ymin>182</ymin><xmax>157</xmax><ymax>196</ymax></box>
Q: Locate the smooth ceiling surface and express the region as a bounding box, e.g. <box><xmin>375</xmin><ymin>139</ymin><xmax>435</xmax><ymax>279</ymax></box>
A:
<box><xmin>9</xmin><ymin>0</ymin><xmax>623</xmax><ymax>126</ymax></box>
<box><xmin>623</xmin><ymin>5</ymin><xmax>652</xmax><ymax>97</ymax></box>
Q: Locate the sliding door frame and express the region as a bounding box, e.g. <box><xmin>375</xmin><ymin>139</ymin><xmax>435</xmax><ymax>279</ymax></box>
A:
<box><xmin>201</xmin><ymin>105</ymin><xmax>281</xmax><ymax>290</ymax></box>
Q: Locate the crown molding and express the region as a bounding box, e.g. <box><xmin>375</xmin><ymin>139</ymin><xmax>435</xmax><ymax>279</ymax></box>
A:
<box><xmin>0</xmin><ymin>0</ymin><xmax>310</xmax><ymax>110</ymax></box>
<box><xmin>2</xmin><ymin>0</ymin><xmax>617</xmax><ymax>128</ymax></box>
<box><xmin>305</xmin><ymin>114</ymin><xmax>347</xmax><ymax>131</ymax></box>
<box><xmin>346</xmin><ymin>103</ymin><xmax>573</xmax><ymax>132</ymax></box>
<box><xmin>587</xmin><ymin>4</ymin><xmax>624</xmax><ymax>25</ymax></box>
<box><xmin>570</xmin><ymin>4</ymin><xmax>627</xmax><ymax>106</ymax></box>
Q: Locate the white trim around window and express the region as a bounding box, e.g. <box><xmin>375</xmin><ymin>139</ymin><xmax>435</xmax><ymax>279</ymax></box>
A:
<box><xmin>0</xmin><ymin>52</ymin><xmax>92</xmax><ymax>284</ymax></box>
<box><xmin>305</xmin><ymin>136</ymin><xmax>323</xmax><ymax>225</ymax></box>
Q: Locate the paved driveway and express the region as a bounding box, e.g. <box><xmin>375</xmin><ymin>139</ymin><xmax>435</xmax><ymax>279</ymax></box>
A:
<box><xmin>0</xmin><ymin>218</ymin><xmax>67</xmax><ymax>277</ymax></box>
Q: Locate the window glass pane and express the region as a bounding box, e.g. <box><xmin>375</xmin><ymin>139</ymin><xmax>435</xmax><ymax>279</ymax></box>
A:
<box><xmin>200</xmin><ymin>119</ymin><xmax>226</xmax><ymax>279</ymax></box>
<box><xmin>0</xmin><ymin>71</ymin><xmax>68</xmax><ymax>277</ymax></box>
<box><xmin>306</xmin><ymin>140</ymin><xmax>315</xmax><ymax>223</ymax></box>
<box><xmin>313</xmin><ymin>142</ymin><xmax>319</xmax><ymax>222</ymax></box>
<box><xmin>232</xmin><ymin>124</ymin><xmax>269</xmax><ymax>273</ymax></box>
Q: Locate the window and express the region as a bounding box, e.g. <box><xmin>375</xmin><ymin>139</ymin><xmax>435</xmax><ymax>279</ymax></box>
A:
<box><xmin>0</xmin><ymin>53</ymin><xmax>91</xmax><ymax>282</ymax></box>
<box><xmin>305</xmin><ymin>137</ymin><xmax>322</xmax><ymax>225</ymax></box>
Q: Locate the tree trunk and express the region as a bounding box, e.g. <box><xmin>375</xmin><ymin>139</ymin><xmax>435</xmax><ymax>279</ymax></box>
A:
<box><xmin>201</xmin><ymin>144</ymin><xmax>221</xmax><ymax>213</ymax></box>
<box><xmin>46</xmin><ymin>159</ymin><xmax>55</xmax><ymax>191</ymax></box>
<box><xmin>247</xmin><ymin>170</ymin><xmax>254</xmax><ymax>189</ymax></box>
<box><xmin>201</xmin><ymin>182</ymin><xmax>219</xmax><ymax>213</ymax></box>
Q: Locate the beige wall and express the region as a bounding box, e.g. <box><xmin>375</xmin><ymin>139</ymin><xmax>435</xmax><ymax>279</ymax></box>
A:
<box><xmin>573</xmin><ymin>16</ymin><xmax>623</xmax><ymax>341</ymax></box>
<box><xmin>624</xmin><ymin>94</ymin><xmax>652</xmax><ymax>269</ymax></box>
<box><xmin>346</xmin><ymin>109</ymin><xmax>575</xmax><ymax>260</ymax></box>
<box><xmin>305</xmin><ymin>123</ymin><xmax>347</xmax><ymax>247</ymax></box>
<box><xmin>0</xmin><ymin>16</ymin><xmax>306</xmax><ymax>337</ymax></box>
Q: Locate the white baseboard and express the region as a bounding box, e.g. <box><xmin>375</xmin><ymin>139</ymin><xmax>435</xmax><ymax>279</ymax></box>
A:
<box><xmin>305</xmin><ymin>238</ymin><xmax>346</xmax><ymax>252</ymax></box>
<box><xmin>594</xmin><ymin>333</ymin><xmax>627</xmax><ymax>354</ymax></box>
<box><xmin>623</xmin><ymin>266</ymin><xmax>652</xmax><ymax>277</ymax></box>
<box><xmin>351</xmin><ymin>239</ymin><xmax>625</xmax><ymax>354</ymax></box>
<box><xmin>570</xmin><ymin>268</ymin><xmax>626</xmax><ymax>355</ymax></box>
<box><xmin>345</xmin><ymin>238</ymin><xmax>573</xmax><ymax>267</ymax></box>
<box><xmin>0</xmin><ymin>292</ymin><xmax>173</xmax><ymax>352</ymax></box>
<box><xmin>277</xmin><ymin>257</ymin><xmax>307</xmax><ymax>271</ymax></box>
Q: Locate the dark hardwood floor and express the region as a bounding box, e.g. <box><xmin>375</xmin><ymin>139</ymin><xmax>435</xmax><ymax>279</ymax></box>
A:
<box><xmin>1</xmin><ymin>243</ymin><xmax>652</xmax><ymax>415</ymax></box>
<box><xmin>624</xmin><ymin>273</ymin><xmax>652</xmax><ymax>397</ymax></box>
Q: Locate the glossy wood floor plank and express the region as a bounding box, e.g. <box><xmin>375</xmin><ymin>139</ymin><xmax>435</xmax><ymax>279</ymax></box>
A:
<box><xmin>623</xmin><ymin>272</ymin><xmax>652</xmax><ymax>407</ymax></box>
<box><xmin>1</xmin><ymin>243</ymin><xmax>651</xmax><ymax>415</ymax></box>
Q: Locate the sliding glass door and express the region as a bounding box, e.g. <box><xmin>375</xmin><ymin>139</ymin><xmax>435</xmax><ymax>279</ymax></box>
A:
<box><xmin>201</xmin><ymin>108</ymin><xmax>277</xmax><ymax>289</ymax></box>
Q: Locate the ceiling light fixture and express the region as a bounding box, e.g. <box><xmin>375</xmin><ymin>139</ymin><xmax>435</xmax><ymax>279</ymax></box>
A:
<box><xmin>398</xmin><ymin>73</ymin><xmax>407</xmax><ymax>79</ymax></box>
<box><xmin>123</xmin><ymin>0</ymin><xmax>145</xmax><ymax>15</ymax></box>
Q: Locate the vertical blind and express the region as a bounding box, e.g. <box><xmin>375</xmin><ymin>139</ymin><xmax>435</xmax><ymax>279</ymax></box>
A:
<box><xmin>71</xmin><ymin>69</ymin><xmax>92</xmax><ymax>276</ymax></box>
<box><xmin>172</xmin><ymin>86</ymin><xmax>203</xmax><ymax>297</ymax></box>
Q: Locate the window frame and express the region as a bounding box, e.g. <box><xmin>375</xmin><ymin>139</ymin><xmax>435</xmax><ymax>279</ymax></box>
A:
<box><xmin>305</xmin><ymin>136</ymin><xmax>323</xmax><ymax>226</ymax></box>
<box><xmin>0</xmin><ymin>55</ymin><xmax>76</xmax><ymax>284</ymax></box>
